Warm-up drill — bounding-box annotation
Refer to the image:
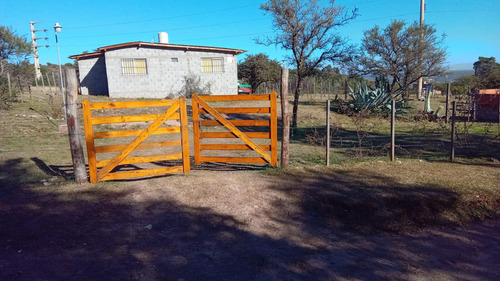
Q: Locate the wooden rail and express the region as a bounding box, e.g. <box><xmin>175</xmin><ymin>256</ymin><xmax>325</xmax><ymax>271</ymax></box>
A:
<box><xmin>82</xmin><ymin>98</ymin><xmax>190</xmax><ymax>183</ymax></box>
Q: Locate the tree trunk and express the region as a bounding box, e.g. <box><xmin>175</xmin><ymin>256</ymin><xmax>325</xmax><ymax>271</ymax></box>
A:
<box><xmin>292</xmin><ymin>76</ymin><xmax>303</xmax><ymax>128</ymax></box>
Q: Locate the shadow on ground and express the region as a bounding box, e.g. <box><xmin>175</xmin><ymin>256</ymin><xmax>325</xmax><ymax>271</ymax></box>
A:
<box><xmin>1</xmin><ymin>158</ymin><xmax>499</xmax><ymax>280</ymax></box>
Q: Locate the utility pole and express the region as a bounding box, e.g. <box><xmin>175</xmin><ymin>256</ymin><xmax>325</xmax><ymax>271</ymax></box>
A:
<box><xmin>29</xmin><ymin>21</ymin><xmax>49</xmax><ymax>80</ymax></box>
<box><xmin>416</xmin><ymin>0</ymin><xmax>425</xmax><ymax>100</ymax></box>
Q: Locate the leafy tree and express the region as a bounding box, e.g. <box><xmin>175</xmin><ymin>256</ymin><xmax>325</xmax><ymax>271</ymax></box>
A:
<box><xmin>452</xmin><ymin>75</ymin><xmax>476</xmax><ymax>95</ymax></box>
<box><xmin>473</xmin><ymin>57</ymin><xmax>497</xmax><ymax>77</ymax></box>
<box><xmin>258</xmin><ymin>0</ymin><xmax>358</xmax><ymax>128</ymax></box>
<box><xmin>473</xmin><ymin>56</ymin><xmax>500</xmax><ymax>88</ymax></box>
<box><xmin>0</xmin><ymin>26</ymin><xmax>31</xmax><ymax>77</ymax></box>
<box><xmin>238</xmin><ymin>53</ymin><xmax>281</xmax><ymax>91</ymax></box>
<box><xmin>351</xmin><ymin>20</ymin><xmax>447</xmax><ymax>95</ymax></box>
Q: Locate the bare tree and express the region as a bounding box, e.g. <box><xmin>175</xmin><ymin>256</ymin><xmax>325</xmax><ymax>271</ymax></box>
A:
<box><xmin>257</xmin><ymin>0</ymin><xmax>357</xmax><ymax>128</ymax></box>
<box><xmin>351</xmin><ymin>20</ymin><xmax>447</xmax><ymax>95</ymax></box>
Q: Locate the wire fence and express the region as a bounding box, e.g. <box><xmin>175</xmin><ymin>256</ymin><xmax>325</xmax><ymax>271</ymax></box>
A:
<box><xmin>1</xmin><ymin>69</ymin><xmax>66</xmax><ymax>104</ymax></box>
<box><xmin>254</xmin><ymin>76</ymin><xmax>347</xmax><ymax>99</ymax></box>
<box><xmin>2</xmin><ymin>75</ymin><xmax>499</xmax><ymax>163</ymax></box>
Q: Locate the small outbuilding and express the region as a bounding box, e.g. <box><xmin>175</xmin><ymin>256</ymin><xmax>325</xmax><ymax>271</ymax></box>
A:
<box><xmin>70</xmin><ymin>32</ymin><xmax>245</xmax><ymax>98</ymax></box>
<box><xmin>475</xmin><ymin>89</ymin><xmax>499</xmax><ymax>122</ymax></box>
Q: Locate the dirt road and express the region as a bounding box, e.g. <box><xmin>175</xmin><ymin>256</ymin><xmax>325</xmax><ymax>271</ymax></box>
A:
<box><xmin>1</xmin><ymin>166</ymin><xmax>499</xmax><ymax>280</ymax></box>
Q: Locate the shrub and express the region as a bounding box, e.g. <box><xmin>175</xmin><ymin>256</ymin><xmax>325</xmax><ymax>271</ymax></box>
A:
<box><xmin>347</xmin><ymin>76</ymin><xmax>411</xmax><ymax>116</ymax></box>
<box><xmin>176</xmin><ymin>73</ymin><xmax>212</xmax><ymax>98</ymax></box>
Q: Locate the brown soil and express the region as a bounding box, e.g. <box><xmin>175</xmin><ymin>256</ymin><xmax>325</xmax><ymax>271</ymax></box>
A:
<box><xmin>1</xmin><ymin>164</ymin><xmax>499</xmax><ymax>281</ymax></box>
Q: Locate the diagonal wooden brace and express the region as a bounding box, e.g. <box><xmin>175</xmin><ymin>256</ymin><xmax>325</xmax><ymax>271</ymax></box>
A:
<box><xmin>194</xmin><ymin>96</ymin><xmax>272</xmax><ymax>164</ymax></box>
<box><xmin>97</xmin><ymin>101</ymin><xmax>180</xmax><ymax>181</ymax></box>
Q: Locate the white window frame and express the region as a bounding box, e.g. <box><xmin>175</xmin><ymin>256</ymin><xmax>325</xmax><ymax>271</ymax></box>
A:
<box><xmin>201</xmin><ymin>57</ymin><xmax>224</xmax><ymax>73</ymax></box>
<box><xmin>121</xmin><ymin>58</ymin><xmax>148</xmax><ymax>75</ymax></box>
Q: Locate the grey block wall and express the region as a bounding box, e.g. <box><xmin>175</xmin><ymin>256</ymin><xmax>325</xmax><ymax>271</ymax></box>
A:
<box><xmin>103</xmin><ymin>47</ymin><xmax>238</xmax><ymax>98</ymax></box>
<box><xmin>78</xmin><ymin>56</ymin><xmax>108</xmax><ymax>96</ymax></box>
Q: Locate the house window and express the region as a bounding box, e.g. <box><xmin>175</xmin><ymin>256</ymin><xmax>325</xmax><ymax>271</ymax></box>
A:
<box><xmin>121</xmin><ymin>58</ymin><xmax>147</xmax><ymax>75</ymax></box>
<box><xmin>201</xmin><ymin>57</ymin><xmax>224</xmax><ymax>73</ymax></box>
<box><xmin>171</xmin><ymin>58</ymin><xmax>178</xmax><ymax>62</ymax></box>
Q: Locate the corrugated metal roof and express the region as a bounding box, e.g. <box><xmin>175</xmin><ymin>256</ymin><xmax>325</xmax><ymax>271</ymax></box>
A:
<box><xmin>479</xmin><ymin>89</ymin><xmax>500</xmax><ymax>95</ymax></box>
<box><xmin>70</xmin><ymin>41</ymin><xmax>246</xmax><ymax>60</ymax></box>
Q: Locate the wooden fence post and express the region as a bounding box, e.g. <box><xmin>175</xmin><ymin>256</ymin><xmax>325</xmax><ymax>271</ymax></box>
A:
<box><xmin>17</xmin><ymin>75</ymin><xmax>23</xmax><ymax>103</ymax></box>
<box><xmin>64</xmin><ymin>68</ymin><xmax>87</xmax><ymax>183</ymax></box>
<box><xmin>391</xmin><ymin>99</ymin><xmax>396</xmax><ymax>162</ymax></box>
<box><xmin>34</xmin><ymin>78</ymin><xmax>40</xmax><ymax>102</ymax></box>
<box><xmin>450</xmin><ymin>101</ymin><xmax>456</xmax><ymax>162</ymax></box>
<box><xmin>445</xmin><ymin>83</ymin><xmax>450</xmax><ymax>123</ymax></box>
<box><xmin>52</xmin><ymin>72</ymin><xmax>57</xmax><ymax>90</ymax></box>
<box><xmin>7</xmin><ymin>72</ymin><xmax>12</xmax><ymax>99</ymax></box>
<box><xmin>326</xmin><ymin>100</ymin><xmax>331</xmax><ymax>166</ymax></box>
<box><xmin>344</xmin><ymin>79</ymin><xmax>348</xmax><ymax>101</ymax></box>
<box><xmin>46</xmin><ymin>72</ymin><xmax>53</xmax><ymax>96</ymax></box>
<box><xmin>281</xmin><ymin>62</ymin><xmax>290</xmax><ymax>168</ymax></box>
<box><xmin>41</xmin><ymin>75</ymin><xmax>46</xmax><ymax>97</ymax></box>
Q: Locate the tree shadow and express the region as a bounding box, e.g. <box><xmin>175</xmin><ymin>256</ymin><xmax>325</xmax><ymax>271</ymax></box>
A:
<box><xmin>0</xmin><ymin>161</ymin><xmax>329</xmax><ymax>280</ymax></box>
<box><xmin>265</xmin><ymin>168</ymin><xmax>465</xmax><ymax>233</ymax></box>
<box><xmin>1</xmin><ymin>160</ymin><xmax>499</xmax><ymax>280</ymax></box>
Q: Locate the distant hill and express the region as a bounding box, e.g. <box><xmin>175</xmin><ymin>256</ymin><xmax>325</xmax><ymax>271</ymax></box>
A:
<box><xmin>448</xmin><ymin>63</ymin><xmax>473</xmax><ymax>71</ymax></box>
<box><xmin>363</xmin><ymin>63</ymin><xmax>475</xmax><ymax>83</ymax></box>
<box><xmin>432</xmin><ymin>69</ymin><xmax>475</xmax><ymax>83</ymax></box>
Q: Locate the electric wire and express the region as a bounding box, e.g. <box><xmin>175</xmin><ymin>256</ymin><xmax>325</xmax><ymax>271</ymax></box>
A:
<box><xmin>66</xmin><ymin>4</ymin><xmax>258</xmax><ymax>30</ymax></box>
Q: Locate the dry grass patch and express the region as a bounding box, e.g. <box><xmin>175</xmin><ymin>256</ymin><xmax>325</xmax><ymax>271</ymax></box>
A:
<box><xmin>264</xmin><ymin>160</ymin><xmax>500</xmax><ymax>233</ymax></box>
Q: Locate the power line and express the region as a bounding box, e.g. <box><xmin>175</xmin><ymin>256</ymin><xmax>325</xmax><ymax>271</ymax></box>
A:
<box><xmin>347</xmin><ymin>0</ymin><xmax>382</xmax><ymax>7</ymax></box>
<box><xmin>62</xmin><ymin>31</ymin><xmax>274</xmax><ymax>48</ymax></box>
<box><xmin>64</xmin><ymin>18</ymin><xmax>264</xmax><ymax>39</ymax></box>
<box><xmin>427</xmin><ymin>8</ymin><xmax>500</xmax><ymax>13</ymax></box>
<box><xmin>66</xmin><ymin>4</ymin><xmax>258</xmax><ymax>30</ymax></box>
<box><xmin>154</xmin><ymin>31</ymin><xmax>274</xmax><ymax>43</ymax></box>
<box><xmin>352</xmin><ymin>12</ymin><xmax>419</xmax><ymax>23</ymax></box>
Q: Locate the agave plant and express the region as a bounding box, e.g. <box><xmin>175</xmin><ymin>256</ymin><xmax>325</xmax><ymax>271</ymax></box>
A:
<box><xmin>348</xmin><ymin>76</ymin><xmax>410</xmax><ymax>115</ymax></box>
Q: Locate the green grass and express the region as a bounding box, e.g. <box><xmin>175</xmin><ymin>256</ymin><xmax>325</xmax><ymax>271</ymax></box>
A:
<box><xmin>1</xmin><ymin>90</ymin><xmax>499</xmax><ymax>233</ymax></box>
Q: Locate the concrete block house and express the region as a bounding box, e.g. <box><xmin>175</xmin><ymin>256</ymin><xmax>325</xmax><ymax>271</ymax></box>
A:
<box><xmin>70</xmin><ymin>33</ymin><xmax>245</xmax><ymax>98</ymax></box>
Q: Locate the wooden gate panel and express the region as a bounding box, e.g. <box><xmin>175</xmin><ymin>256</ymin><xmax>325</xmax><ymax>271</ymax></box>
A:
<box><xmin>82</xmin><ymin>97</ymin><xmax>190</xmax><ymax>183</ymax></box>
<box><xmin>192</xmin><ymin>92</ymin><xmax>278</xmax><ymax>166</ymax></box>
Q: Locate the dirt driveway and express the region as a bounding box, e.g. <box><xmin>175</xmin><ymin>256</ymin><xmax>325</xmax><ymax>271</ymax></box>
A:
<box><xmin>1</xmin><ymin>163</ymin><xmax>499</xmax><ymax>281</ymax></box>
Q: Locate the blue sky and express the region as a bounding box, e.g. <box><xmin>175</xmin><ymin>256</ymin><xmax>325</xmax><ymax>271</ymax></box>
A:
<box><xmin>1</xmin><ymin>0</ymin><xmax>499</xmax><ymax>69</ymax></box>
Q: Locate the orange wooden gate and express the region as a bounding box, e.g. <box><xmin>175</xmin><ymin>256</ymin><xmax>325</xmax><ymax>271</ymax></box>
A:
<box><xmin>192</xmin><ymin>92</ymin><xmax>278</xmax><ymax>166</ymax></box>
<box><xmin>82</xmin><ymin>98</ymin><xmax>190</xmax><ymax>183</ymax></box>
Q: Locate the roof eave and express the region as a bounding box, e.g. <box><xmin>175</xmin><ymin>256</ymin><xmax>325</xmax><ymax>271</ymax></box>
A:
<box><xmin>69</xmin><ymin>51</ymin><xmax>103</xmax><ymax>60</ymax></box>
<box><xmin>70</xmin><ymin>41</ymin><xmax>246</xmax><ymax>60</ymax></box>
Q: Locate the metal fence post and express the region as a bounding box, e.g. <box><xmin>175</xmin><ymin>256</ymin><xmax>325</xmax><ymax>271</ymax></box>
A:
<box><xmin>326</xmin><ymin>100</ymin><xmax>331</xmax><ymax>166</ymax></box>
<box><xmin>391</xmin><ymin>99</ymin><xmax>396</xmax><ymax>162</ymax></box>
